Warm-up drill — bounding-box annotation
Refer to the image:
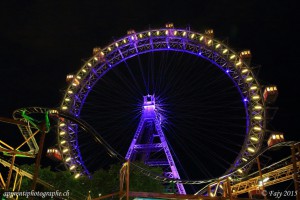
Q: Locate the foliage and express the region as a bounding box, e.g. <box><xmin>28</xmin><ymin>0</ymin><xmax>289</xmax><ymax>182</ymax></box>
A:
<box><xmin>15</xmin><ymin>162</ymin><xmax>164</xmax><ymax>199</ymax></box>
<box><xmin>129</xmin><ymin>162</ymin><xmax>164</xmax><ymax>192</ymax></box>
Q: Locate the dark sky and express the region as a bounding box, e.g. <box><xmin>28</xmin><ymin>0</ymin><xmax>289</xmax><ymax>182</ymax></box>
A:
<box><xmin>1</xmin><ymin>0</ymin><xmax>299</xmax><ymax>130</ymax></box>
<box><xmin>0</xmin><ymin>0</ymin><xmax>299</xmax><ymax>189</ymax></box>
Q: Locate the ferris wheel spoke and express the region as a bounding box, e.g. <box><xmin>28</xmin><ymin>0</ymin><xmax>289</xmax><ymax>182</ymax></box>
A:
<box><xmin>58</xmin><ymin>26</ymin><xmax>265</xmax><ymax>185</ymax></box>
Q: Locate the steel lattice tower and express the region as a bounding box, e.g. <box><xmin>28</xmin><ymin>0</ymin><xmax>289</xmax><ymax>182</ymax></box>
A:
<box><xmin>126</xmin><ymin>95</ymin><xmax>186</xmax><ymax>194</ymax></box>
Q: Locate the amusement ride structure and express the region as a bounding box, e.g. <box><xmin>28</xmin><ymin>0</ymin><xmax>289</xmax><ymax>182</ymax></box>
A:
<box><xmin>58</xmin><ymin>22</ymin><xmax>266</xmax><ymax>183</ymax></box>
<box><xmin>0</xmin><ymin>23</ymin><xmax>299</xmax><ymax>200</ymax></box>
<box><xmin>125</xmin><ymin>95</ymin><xmax>185</xmax><ymax>194</ymax></box>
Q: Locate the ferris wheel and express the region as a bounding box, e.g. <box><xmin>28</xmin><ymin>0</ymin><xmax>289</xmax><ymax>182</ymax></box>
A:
<box><xmin>57</xmin><ymin>23</ymin><xmax>266</xmax><ymax>190</ymax></box>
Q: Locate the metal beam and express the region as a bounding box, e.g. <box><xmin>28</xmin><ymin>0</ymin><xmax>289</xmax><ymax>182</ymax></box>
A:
<box><xmin>0</xmin><ymin>117</ymin><xmax>28</xmax><ymax>126</ymax></box>
<box><xmin>0</xmin><ymin>156</ymin><xmax>54</xmax><ymax>189</ymax></box>
<box><xmin>128</xmin><ymin>191</ymin><xmax>252</xmax><ymax>200</ymax></box>
<box><xmin>291</xmin><ymin>144</ymin><xmax>300</xmax><ymax>200</ymax></box>
<box><xmin>145</xmin><ymin>160</ymin><xmax>169</xmax><ymax>166</ymax></box>
<box><xmin>231</xmin><ymin>161</ymin><xmax>300</xmax><ymax>196</ymax></box>
<box><xmin>125</xmin><ymin>95</ymin><xmax>186</xmax><ymax>194</ymax></box>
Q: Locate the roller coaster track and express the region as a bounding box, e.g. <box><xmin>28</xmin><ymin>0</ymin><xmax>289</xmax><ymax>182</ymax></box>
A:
<box><xmin>15</xmin><ymin>108</ymin><xmax>298</xmax><ymax>185</ymax></box>
<box><xmin>195</xmin><ymin>141</ymin><xmax>300</xmax><ymax>195</ymax></box>
<box><xmin>231</xmin><ymin>161</ymin><xmax>300</xmax><ymax>196</ymax></box>
<box><xmin>0</xmin><ymin>156</ymin><xmax>54</xmax><ymax>189</ymax></box>
<box><xmin>55</xmin><ymin>108</ymin><xmax>300</xmax><ymax>198</ymax></box>
<box><xmin>0</xmin><ymin>157</ymin><xmax>87</xmax><ymax>199</ymax></box>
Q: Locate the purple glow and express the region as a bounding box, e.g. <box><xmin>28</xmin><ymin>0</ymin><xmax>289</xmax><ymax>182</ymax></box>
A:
<box><xmin>143</xmin><ymin>95</ymin><xmax>155</xmax><ymax>107</ymax></box>
<box><xmin>68</xmin><ymin>28</ymin><xmax>254</xmax><ymax>180</ymax></box>
<box><xmin>125</xmin><ymin>95</ymin><xmax>186</xmax><ymax>194</ymax></box>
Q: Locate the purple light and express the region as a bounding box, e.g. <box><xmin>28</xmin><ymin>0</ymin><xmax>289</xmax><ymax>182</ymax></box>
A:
<box><xmin>143</xmin><ymin>95</ymin><xmax>155</xmax><ymax>111</ymax></box>
<box><xmin>68</xmin><ymin>28</ymin><xmax>253</xmax><ymax>180</ymax></box>
<box><xmin>125</xmin><ymin>95</ymin><xmax>186</xmax><ymax>194</ymax></box>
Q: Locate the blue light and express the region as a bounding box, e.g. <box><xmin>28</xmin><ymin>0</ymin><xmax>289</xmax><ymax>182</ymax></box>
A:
<box><xmin>226</xmin><ymin>70</ymin><xmax>229</xmax><ymax>73</ymax></box>
<box><xmin>243</xmin><ymin>98</ymin><xmax>248</xmax><ymax>102</ymax></box>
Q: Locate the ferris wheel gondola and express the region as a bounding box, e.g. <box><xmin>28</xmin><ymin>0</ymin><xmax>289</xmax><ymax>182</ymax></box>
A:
<box><xmin>57</xmin><ymin>23</ymin><xmax>266</xmax><ymax>187</ymax></box>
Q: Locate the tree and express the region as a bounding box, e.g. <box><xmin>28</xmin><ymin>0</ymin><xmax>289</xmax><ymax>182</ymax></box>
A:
<box><xmin>18</xmin><ymin>164</ymin><xmax>88</xmax><ymax>199</ymax></box>
<box><xmin>87</xmin><ymin>162</ymin><xmax>164</xmax><ymax>198</ymax></box>
<box><xmin>129</xmin><ymin>162</ymin><xmax>164</xmax><ymax>193</ymax></box>
<box><xmin>17</xmin><ymin>162</ymin><xmax>164</xmax><ymax>199</ymax></box>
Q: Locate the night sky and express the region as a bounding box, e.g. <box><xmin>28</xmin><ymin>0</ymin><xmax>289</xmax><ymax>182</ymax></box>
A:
<box><xmin>0</xmin><ymin>0</ymin><xmax>299</xmax><ymax>193</ymax></box>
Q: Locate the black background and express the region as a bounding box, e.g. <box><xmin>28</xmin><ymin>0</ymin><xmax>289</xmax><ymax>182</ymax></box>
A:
<box><xmin>0</xmin><ymin>0</ymin><xmax>299</xmax><ymax>192</ymax></box>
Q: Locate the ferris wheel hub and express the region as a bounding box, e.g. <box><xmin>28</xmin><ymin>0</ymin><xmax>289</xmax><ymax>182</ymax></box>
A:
<box><xmin>143</xmin><ymin>95</ymin><xmax>155</xmax><ymax>109</ymax></box>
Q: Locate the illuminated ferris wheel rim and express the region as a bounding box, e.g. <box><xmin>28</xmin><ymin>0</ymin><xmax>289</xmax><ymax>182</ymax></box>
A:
<box><xmin>58</xmin><ymin>25</ymin><xmax>266</xmax><ymax>179</ymax></box>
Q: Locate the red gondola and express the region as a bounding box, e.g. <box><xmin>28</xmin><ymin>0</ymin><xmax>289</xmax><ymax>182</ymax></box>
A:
<box><xmin>267</xmin><ymin>133</ymin><xmax>284</xmax><ymax>147</ymax></box>
<box><xmin>263</xmin><ymin>86</ymin><xmax>278</xmax><ymax>103</ymax></box>
<box><xmin>46</xmin><ymin>148</ymin><xmax>62</xmax><ymax>161</ymax></box>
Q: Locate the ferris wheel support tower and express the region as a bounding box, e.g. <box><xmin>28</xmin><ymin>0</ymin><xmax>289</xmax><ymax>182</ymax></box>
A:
<box><xmin>126</xmin><ymin>95</ymin><xmax>186</xmax><ymax>194</ymax></box>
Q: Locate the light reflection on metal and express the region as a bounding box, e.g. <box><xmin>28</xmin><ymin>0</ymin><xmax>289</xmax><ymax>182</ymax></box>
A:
<box><xmin>126</xmin><ymin>95</ymin><xmax>186</xmax><ymax>194</ymax></box>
